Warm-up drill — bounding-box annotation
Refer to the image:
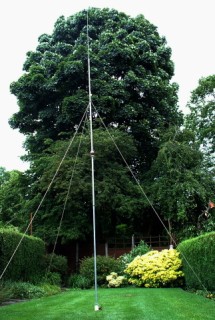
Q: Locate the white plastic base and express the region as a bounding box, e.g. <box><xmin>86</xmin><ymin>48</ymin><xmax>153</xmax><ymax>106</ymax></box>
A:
<box><xmin>94</xmin><ymin>305</ymin><xmax>100</xmax><ymax>311</ymax></box>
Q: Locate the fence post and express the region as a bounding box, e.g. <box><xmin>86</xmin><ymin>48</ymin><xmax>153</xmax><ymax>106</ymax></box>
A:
<box><xmin>105</xmin><ymin>242</ymin><xmax>108</xmax><ymax>257</ymax></box>
<box><xmin>132</xmin><ymin>234</ymin><xmax>135</xmax><ymax>249</ymax></box>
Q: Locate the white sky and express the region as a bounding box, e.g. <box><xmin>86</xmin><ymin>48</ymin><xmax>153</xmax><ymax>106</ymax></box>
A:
<box><xmin>0</xmin><ymin>0</ymin><xmax>214</xmax><ymax>171</ymax></box>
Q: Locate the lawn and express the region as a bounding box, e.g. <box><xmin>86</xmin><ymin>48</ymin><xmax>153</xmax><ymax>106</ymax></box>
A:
<box><xmin>0</xmin><ymin>288</ymin><xmax>214</xmax><ymax>320</ymax></box>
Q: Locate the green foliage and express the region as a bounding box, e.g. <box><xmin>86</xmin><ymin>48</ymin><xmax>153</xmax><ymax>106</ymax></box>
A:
<box><xmin>44</xmin><ymin>253</ymin><xmax>68</xmax><ymax>285</ymax></box>
<box><xmin>0</xmin><ymin>167</ymin><xmax>10</xmax><ymax>186</ymax></box>
<box><xmin>118</xmin><ymin>240</ymin><xmax>150</xmax><ymax>271</ymax></box>
<box><xmin>27</xmin><ymin>129</ymin><xmax>145</xmax><ymax>242</ymax></box>
<box><xmin>130</xmin><ymin>240</ymin><xmax>150</xmax><ymax>257</ymax></box>
<box><xmin>68</xmin><ymin>273</ymin><xmax>92</xmax><ymax>289</ymax></box>
<box><xmin>0</xmin><ymin>227</ymin><xmax>45</xmax><ymax>282</ymax></box>
<box><xmin>10</xmin><ymin>8</ymin><xmax>181</xmax><ymax>167</ymax></box>
<box><xmin>43</xmin><ymin>272</ymin><xmax>62</xmax><ymax>286</ymax></box>
<box><xmin>45</xmin><ymin>253</ymin><xmax>68</xmax><ymax>277</ymax></box>
<box><xmin>7</xmin><ymin>7</ymin><xmax>183</xmax><ymax>245</ymax></box>
<box><xmin>186</xmin><ymin>74</ymin><xmax>215</xmax><ymax>156</ymax></box>
<box><xmin>0</xmin><ymin>170</ymin><xmax>29</xmax><ymax>227</ymax></box>
<box><xmin>177</xmin><ymin>232</ymin><xmax>215</xmax><ymax>291</ymax></box>
<box><xmin>39</xmin><ymin>283</ymin><xmax>61</xmax><ymax>296</ymax></box>
<box><xmin>0</xmin><ymin>280</ymin><xmax>61</xmax><ymax>303</ymax></box>
<box><xmin>106</xmin><ymin>272</ymin><xmax>127</xmax><ymax>288</ymax></box>
<box><xmin>9</xmin><ymin>282</ymin><xmax>45</xmax><ymax>299</ymax></box>
<box><xmin>125</xmin><ymin>249</ymin><xmax>184</xmax><ymax>288</ymax></box>
<box><xmin>146</xmin><ymin>127</ymin><xmax>215</xmax><ymax>236</ymax></box>
<box><xmin>79</xmin><ymin>255</ymin><xmax>121</xmax><ymax>286</ymax></box>
<box><xmin>0</xmin><ymin>282</ymin><xmax>13</xmax><ymax>304</ymax></box>
<box><xmin>176</xmin><ymin>207</ymin><xmax>215</xmax><ymax>241</ymax></box>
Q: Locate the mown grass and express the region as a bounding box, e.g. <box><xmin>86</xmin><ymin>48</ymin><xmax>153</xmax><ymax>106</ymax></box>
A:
<box><xmin>0</xmin><ymin>287</ymin><xmax>214</xmax><ymax>320</ymax></box>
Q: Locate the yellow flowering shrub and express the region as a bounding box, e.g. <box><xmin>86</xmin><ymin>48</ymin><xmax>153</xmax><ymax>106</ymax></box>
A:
<box><xmin>124</xmin><ymin>249</ymin><xmax>184</xmax><ymax>288</ymax></box>
<box><xmin>106</xmin><ymin>272</ymin><xmax>127</xmax><ymax>288</ymax></box>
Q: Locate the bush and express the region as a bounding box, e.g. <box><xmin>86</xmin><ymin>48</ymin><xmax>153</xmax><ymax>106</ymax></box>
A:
<box><xmin>125</xmin><ymin>249</ymin><xmax>184</xmax><ymax>288</ymax></box>
<box><xmin>39</xmin><ymin>283</ymin><xmax>61</xmax><ymax>296</ymax></box>
<box><xmin>9</xmin><ymin>282</ymin><xmax>45</xmax><ymax>299</ymax></box>
<box><xmin>0</xmin><ymin>227</ymin><xmax>45</xmax><ymax>282</ymax></box>
<box><xmin>68</xmin><ymin>274</ymin><xmax>92</xmax><ymax>289</ymax></box>
<box><xmin>118</xmin><ymin>240</ymin><xmax>150</xmax><ymax>271</ymax></box>
<box><xmin>42</xmin><ymin>272</ymin><xmax>61</xmax><ymax>286</ymax></box>
<box><xmin>79</xmin><ymin>255</ymin><xmax>121</xmax><ymax>287</ymax></box>
<box><xmin>0</xmin><ymin>281</ymin><xmax>61</xmax><ymax>303</ymax></box>
<box><xmin>44</xmin><ymin>253</ymin><xmax>68</xmax><ymax>285</ymax></box>
<box><xmin>177</xmin><ymin>232</ymin><xmax>215</xmax><ymax>291</ymax></box>
<box><xmin>106</xmin><ymin>272</ymin><xmax>127</xmax><ymax>288</ymax></box>
<box><xmin>45</xmin><ymin>253</ymin><xmax>68</xmax><ymax>275</ymax></box>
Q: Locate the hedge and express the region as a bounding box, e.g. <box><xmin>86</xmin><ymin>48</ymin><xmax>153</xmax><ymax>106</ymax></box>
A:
<box><xmin>0</xmin><ymin>227</ymin><xmax>45</xmax><ymax>282</ymax></box>
<box><xmin>177</xmin><ymin>232</ymin><xmax>215</xmax><ymax>291</ymax></box>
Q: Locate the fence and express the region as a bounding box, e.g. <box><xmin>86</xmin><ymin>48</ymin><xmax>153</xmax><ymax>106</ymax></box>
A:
<box><xmin>103</xmin><ymin>235</ymin><xmax>170</xmax><ymax>258</ymax></box>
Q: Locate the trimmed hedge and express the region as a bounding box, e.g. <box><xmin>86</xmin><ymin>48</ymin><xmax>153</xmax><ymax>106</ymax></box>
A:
<box><xmin>0</xmin><ymin>227</ymin><xmax>45</xmax><ymax>282</ymax></box>
<box><xmin>177</xmin><ymin>232</ymin><xmax>215</xmax><ymax>291</ymax></box>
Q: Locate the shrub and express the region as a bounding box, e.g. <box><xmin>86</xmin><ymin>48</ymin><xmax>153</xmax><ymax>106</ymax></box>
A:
<box><xmin>68</xmin><ymin>274</ymin><xmax>92</xmax><ymax>289</ymax></box>
<box><xmin>106</xmin><ymin>272</ymin><xmax>127</xmax><ymax>288</ymax></box>
<box><xmin>9</xmin><ymin>282</ymin><xmax>45</xmax><ymax>299</ymax></box>
<box><xmin>79</xmin><ymin>255</ymin><xmax>121</xmax><ymax>287</ymax></box>
<box><xmin>118</xmin><ymin>240</ymin><xmax>150</xmax><ymax>271</ymax></box>
<box><xmin>44</xmin><ymin>253</ymin><xmax>68</xmax><ymax>285</ymax></box>
<box><xmin>125</xmin><ymin>249</ymin><xmax>184</xmax><ymax>288</ymax></box>
<box><xmin>45</xmin><ymin>253</ymin><xmax>68</xmax><ymax>275</ymax></box>
<box><xmin>39</xmin><ymin>283</ymin><xmax>61</xmax><ymax>296</ymax></box>
<box><xmin>42</xmin><ymin>272</ymin><xmax>61</xmax><ymax>286</ymax></box>
<box><xmin>177</xmin><ymin>232</ymin><xmax>215</xmax><ymax>291</ymax></box>
<box><xmin>0</xmin><ymin>281</ymin><xmax>61</xmax><ymax>303</ymax></box>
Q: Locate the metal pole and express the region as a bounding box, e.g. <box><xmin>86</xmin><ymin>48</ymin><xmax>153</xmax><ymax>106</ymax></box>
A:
<box><xmin>87</xmin><ymin>11</ymin><xmax>99</xmax><ymax>311</ymax></box>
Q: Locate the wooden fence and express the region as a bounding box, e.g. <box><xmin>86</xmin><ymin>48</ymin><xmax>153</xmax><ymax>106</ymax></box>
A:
<box><xmin>99</xmin><ymin>235</ymin><xmax>170</xmax><ymax>258</ymax></box>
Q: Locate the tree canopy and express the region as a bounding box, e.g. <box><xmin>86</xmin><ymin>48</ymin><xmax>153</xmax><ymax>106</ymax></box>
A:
<box><xmin>186</xmin><ymin>75</ymin><xmax>215</xmax><ymax>156</ymax></box>
<box><xmin>9</xmin><ymin>8</ymin><xmax>182</xmax><ymax>171</ymax></box>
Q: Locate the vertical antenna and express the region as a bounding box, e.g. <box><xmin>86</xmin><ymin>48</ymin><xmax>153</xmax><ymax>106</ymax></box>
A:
<box><xmin>87</xmin><ymin>9</ymin><xmax>99</xmax><ymax>311</ymax></box>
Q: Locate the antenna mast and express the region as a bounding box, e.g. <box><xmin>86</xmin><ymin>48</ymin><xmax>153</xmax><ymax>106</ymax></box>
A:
<box><xmin>87</xmin><ymin>10</ymin><xmax>99</xmax><ymax>311</ymax></box>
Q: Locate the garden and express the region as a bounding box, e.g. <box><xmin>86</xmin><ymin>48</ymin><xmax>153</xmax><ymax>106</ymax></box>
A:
<box><xmin>0</xmin><ymin>229</ymin><xmax>214</xmax><ymax>319</ymax></box>
<box><xmin>0</xmin><ymin>8</ymin><xmax>215</xmax><ymax>319</ymax></box>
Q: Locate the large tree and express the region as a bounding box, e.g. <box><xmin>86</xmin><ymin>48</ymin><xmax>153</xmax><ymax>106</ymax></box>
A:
<box><xmin>9</xmin><ymin>8</ymin><xmax>182</xmax><ymax>171</ymax></box>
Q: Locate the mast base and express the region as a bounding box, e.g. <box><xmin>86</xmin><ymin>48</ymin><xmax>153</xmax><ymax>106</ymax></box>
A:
<box><xmin>94</xmin><ymin>304</ymin><xmax>102</xmax><ymax>311</ymax></box>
